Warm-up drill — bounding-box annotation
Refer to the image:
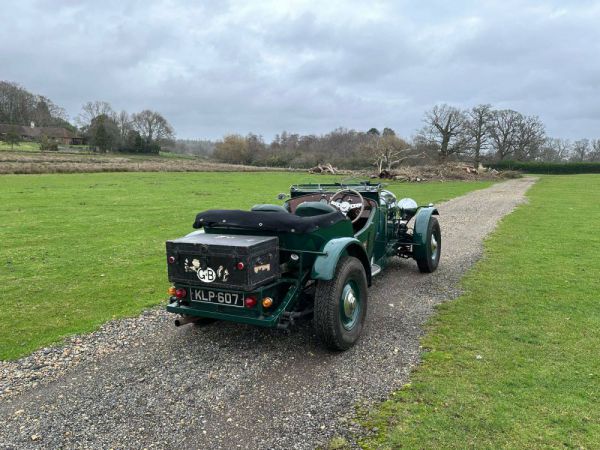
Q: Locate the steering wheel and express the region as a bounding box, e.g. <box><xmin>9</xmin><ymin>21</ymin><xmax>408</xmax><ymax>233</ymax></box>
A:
<box><xmin>330</xmin><ymin>189</ymin><xmax>366</xmax><ymax>223</ymax></box>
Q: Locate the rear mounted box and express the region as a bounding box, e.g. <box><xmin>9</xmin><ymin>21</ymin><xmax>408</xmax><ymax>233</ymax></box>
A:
<box><xmin>166</xmin><ymin>233</ymin><xmax>280</xmax><ymax>291</ymax></box>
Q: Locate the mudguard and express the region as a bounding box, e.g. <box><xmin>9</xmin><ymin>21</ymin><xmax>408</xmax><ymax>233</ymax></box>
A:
<box><xmin>311</xmin><ymin>237</ymin><xmax>372</xmax><ymax>286</ymax></box>
<box><xmin>412</xmin><ymin>206</ymin><xmax>439</xmax><ymax>260</ymax></box>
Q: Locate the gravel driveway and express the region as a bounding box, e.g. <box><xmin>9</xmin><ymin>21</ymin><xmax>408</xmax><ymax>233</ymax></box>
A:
<box><xmin>0</xmin><ymin>178</ymin><xmax>536</xmax><ymax>449</ymax></box>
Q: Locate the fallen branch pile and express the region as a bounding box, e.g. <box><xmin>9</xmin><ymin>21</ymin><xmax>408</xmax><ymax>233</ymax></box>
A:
<box><xmin>371</xmin><ymin>164</ymin><xmax>516</xmax><ymax>182</ymax></box>
<box><xmin>308</xmin><ymin>163</ymin><xmax>338</xmax><ymax>174</ymax></box>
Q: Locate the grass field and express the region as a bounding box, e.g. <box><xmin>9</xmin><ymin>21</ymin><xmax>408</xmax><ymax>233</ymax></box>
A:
<box><xmin>0</xmin><ymin>173</ymin><xmax>493</xmax><ymax>360</ymax></box>
<box><xmin>361</xmin><ymin>174</ymin><xmax>600</xmax><ymax>448</ymax></box>
<box><xmin>0</xmin><ymin>142</ymin><xmax>40</xmax><ymax>152</ymax></box>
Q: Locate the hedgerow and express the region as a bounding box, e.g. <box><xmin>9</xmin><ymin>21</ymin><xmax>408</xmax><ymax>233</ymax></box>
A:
<box><xmin>488</xmin><ymin>160</ymin><xmax>600</xmax><ymax>174</ymax></box>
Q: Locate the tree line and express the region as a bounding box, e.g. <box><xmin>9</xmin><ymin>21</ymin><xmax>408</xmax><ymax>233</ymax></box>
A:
<box><xmin>3</xmin><ymin>80</ymin><xmax>598</xmax><ymax>165</ymax></box>
<box><xmin>0</xmin><ymin>81</ymin><xmax>175</xmax><ymax>153</ymax></box>
<box><xmin>0</xmin><ymin>81</ymin><xmax>72</xmax><ymax>129</ymax></box>
<box><xmin>210</xmin><ymin>128</ymin><xmax>415</xmax><ymax>170</ymax></box>
<box><xmin>77</xmin><ymin>101</ymin><xmax>174</xmax><ymax>153</ymax></box>
<box><xmin>415</xmin><ymin>104</ymin><xmax>600</xmax><ymax>165</ymax></box>
<box><xmin>209</xmin><ymin>104</ymin><xmax>600</xmax><ymax>169</ymax></box>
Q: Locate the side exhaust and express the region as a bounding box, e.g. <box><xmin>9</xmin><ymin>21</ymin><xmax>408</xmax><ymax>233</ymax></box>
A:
<box><xmin>174</xmin><ymin>316</ymin><xmax>202</xmax><ymax>327</ymax></box>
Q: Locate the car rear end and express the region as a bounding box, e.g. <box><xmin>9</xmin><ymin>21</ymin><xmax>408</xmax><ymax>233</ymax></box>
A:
<box><xmin>165</xmin><ymin>231</ymin><xmax>296</xmax><ymax>327</ymax></box>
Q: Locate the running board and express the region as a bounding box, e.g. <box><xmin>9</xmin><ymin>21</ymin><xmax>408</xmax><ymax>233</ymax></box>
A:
<box><xmin>371</xmin><ymin>263</ymin><xmax>382</xmax><ymax>277</ymax></box>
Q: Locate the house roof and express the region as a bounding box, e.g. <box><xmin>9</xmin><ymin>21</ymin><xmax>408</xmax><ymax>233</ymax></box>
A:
<box><xmin>40</xmin><ymin>127</ymin><xmax>76</xmax><ymax>139</ymax></box>
<box><xmin>0</xmin><ymin>124</ymin><xmax>26</xmax><ymax>134</ymax></box>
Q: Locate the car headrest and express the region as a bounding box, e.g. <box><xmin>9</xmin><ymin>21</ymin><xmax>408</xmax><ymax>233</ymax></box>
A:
<box><xmin>295</xmin><ymin>201</ymin><xmax>337</xmax><ymax>217</ymax></box>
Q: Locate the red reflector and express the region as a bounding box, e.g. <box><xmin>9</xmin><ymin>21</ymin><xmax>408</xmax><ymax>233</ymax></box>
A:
<box><xmin>236</xmin><ymin>261</ymin><xmax>245</xmax><ymax>270</ymax></box>
<box><xmin>168</xmin><ymin>256</ymin><xmax>176</xmax><ymax>264</ymax></box>
<box><xmin>244</xmin><ymin>296</ymin><xmax>257</xmax><ymax>308</ymax></box>
<box><xmin>175</xmin><ymin>288</ymin><xmax>187</xmax><ymax>299</ymax></box>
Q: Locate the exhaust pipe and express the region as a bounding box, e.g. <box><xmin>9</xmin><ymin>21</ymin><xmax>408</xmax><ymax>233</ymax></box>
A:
<box><xmin>174</xmin><ymin>316</ymin><xmax>201</xmax><ymax>327</ymax></box>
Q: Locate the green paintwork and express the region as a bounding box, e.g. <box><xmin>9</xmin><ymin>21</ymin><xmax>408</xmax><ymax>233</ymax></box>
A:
<box><xmin>166</xmin><ymin>181</ymin><xmax>440</xmax><ymax>329</ymax></box>
<box><xmin>412</xmin><ymin>206</ymin><xmax>440</xmax><ymax>261</ymax></box>
<box><xmin>311</xmin><ymin>237</ymin><xmax>370</xmax><ymax>282</ymax></box>
<box><xmin>166</xmin><ymin>278</ymin><xmax>300</xmax><ymax>327</ymax></box>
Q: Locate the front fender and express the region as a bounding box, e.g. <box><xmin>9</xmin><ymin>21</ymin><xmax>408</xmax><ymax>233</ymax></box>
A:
<box><xmin>413</xmin><ymin>206</ymin><xmax>439</xmax><ymax>260</ymax></box>
<box><xmin>311</xmin><ymin>237</ymin><xmax>372</xmax><ymax>286</ymax></box>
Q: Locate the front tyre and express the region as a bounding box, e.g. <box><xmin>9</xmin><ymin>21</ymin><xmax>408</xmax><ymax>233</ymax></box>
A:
<box><xmin>415</xmin><ymin>216</ymin><xmax>441</xmax><ymax>273</ymax></box>
<box><xmin>313</xmin><ymin>256</ymin><xmax>368</xmax><ymax>351</ymax></box>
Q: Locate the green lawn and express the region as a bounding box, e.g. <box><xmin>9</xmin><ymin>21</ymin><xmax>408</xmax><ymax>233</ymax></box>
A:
<box><xmin>0</xmin><ymin>173</ymin><xmax>492</xmax><ymax>360</ymax></box>
<box><xmin>380</xmin><ymin>180</ymin><xmax>495</xmax><ymax>205</ymax></box>
<box><xmin>361</xmin><ymin>174</ymin><xmax>600</xmax><ymax>449</ymax></box>
<box><xmin>0</xmin><ymin>141</ymin><xmax>40</xmax><ymax>152</ymax></box>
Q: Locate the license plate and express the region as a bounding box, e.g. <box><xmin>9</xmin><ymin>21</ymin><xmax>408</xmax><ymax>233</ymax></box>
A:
<box><xmin>190</xmin><ymin>288</ymin><xmax>244</xmax><ymax>307</ymax></box>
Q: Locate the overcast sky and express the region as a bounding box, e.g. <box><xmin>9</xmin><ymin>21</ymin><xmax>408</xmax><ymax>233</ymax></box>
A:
<box><xmin>2</xmin><ymin>0</ymin><xmax>599</xmax><ymax>140</ymax></box>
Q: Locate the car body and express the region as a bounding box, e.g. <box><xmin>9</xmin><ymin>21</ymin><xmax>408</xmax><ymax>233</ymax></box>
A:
<box><xmin>165</xmin><ymin>181</ymin><xmax>441</xmax><ymax>350</ymax></box>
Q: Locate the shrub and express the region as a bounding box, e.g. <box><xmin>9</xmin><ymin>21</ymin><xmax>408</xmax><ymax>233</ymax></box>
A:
<box><xmin>39</xmin><ymin>135</ymin><xmax>58</xmax><ymax>152</ymax></box>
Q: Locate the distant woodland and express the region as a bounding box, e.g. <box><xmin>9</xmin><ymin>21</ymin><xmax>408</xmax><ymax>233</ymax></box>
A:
<box><xmin>2</xmin><ymin>81</ymin><xmax>599</xmax><ymax>168</ymax></box>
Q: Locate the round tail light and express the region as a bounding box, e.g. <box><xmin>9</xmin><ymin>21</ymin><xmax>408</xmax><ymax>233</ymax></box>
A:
<box><xmin>236</xmin><ymin>261</ymin><xmax>245</xmax><ymax>270</ymax></box>
<box><xmin>244</xmin><ymin>296</ymin><xmax>257</xmax><ymax>308</ymax></box>
<box><xmin>167</xmin><ymin>256</ymin><xmax>176</xmax><ymax>264</ymax></box>
<box><xmin>175</xmin><ymin>288</ymin><xmax>187</xmax><ymax>299</ymax></box>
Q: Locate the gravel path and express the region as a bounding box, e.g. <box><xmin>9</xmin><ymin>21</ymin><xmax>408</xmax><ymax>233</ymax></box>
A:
<box><xmin>0</xmin><ymin>178</ymin><xmax>536</xmax><ymax>449</ymax></box>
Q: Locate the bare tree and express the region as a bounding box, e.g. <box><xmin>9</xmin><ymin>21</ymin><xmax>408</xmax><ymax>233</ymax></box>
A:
<box><xmin>514</xmin><ymin>115</ymin><xmax>546</xmax><ymax>161</ymax></box>
<box><xmin>464</xmin><ymin>104</ymin><xmax>493</xmax><ymax>167</ymax></box>
<box><xmin>539</xmin><ymin>138</ymin><xmax>571</xmax><ymax>162</ymax></box>
<box><xmin>246</xmin><ymin>133</ymin><xmax>266</xmax><ymax>159</ymax></box>
<box><xmin>589</xmin><ymin>139</ymin><xmax>600</xmax><ymax>162</ymax></box>
<box><xmin>116</xmin><ymin>110</ymin><xmax>131</xmax><ymax>143</ymax></box>
<box><xmin>418</xmin><ymin>104</ymin><xmax>467</xmax><ymax>161</ymax></box>
<box><xmin>570</xmin><ymin>139</ymin><xmax>590</xmax><ymax>162</ymax></box>
<box><xmin>0</xmin><ymin>81</ymin><xmax>68</xmax><ymax>127</ymax></box>
<box><xmin>131</xmin><ymin>110</ymin><xmax>174</xmax><ymax>143</ymax></box>
<box><xmin>77</xmin><ymin>101</ymin><xmax>115</xmax><ymax>128</ymax></box>
<box><xmin>489</xmin><ymin>109</ymin><xmax>522</xmax><ymax>160</ymax></box>
<box><xmin>364</xmin><ymin>134</ymin><xmax>413</xmax><ymax>172</ymax></box>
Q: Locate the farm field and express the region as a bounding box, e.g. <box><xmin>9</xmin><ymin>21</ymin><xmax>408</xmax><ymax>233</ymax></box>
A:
<box><xmin>0</xmin><ymin>172</ymin><xmax>493</xmax><ymax>360</ymax></box>
<box><xmin>361</xmin><ymin>174</ymin><xmax>600</xmax><ymax>448</ymax></box>
<box><xmin>0</xmin><ymin>150</ymin><xmax>293</xmax><ymax>174</ymax></box>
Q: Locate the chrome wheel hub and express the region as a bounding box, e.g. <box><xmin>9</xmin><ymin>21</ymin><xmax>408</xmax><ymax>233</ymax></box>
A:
<box><xmin>431</xmin><ymin>234</ymin><xmax>438</xmax><ymax>261</ymax></box>
<box><xmin>343</xmin><ymin>288</ymin><xmax>357</xmax><ymax>317</ymax></box>
<box><xmin>340</xmin><ymin>282</ymin><xmax>360</xmax><ymax>330</ymax></box>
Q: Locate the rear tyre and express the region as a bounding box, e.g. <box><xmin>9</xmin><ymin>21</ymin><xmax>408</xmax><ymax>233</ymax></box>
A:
<box><xmin>313</xmin><ymin>256</ymin><xmax>368</xmax><ymax>351</ymax></box>
<box><xmin>416</xmin><ymin>217</ymin><xmax>441</xmax><ymax>273</ymax></box>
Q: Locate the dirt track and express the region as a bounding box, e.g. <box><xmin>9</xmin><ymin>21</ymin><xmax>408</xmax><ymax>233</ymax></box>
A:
<box><xmin>0</xmin><ymin>178</ymin><xmax>536</xmax><ymax>449</ymax></box>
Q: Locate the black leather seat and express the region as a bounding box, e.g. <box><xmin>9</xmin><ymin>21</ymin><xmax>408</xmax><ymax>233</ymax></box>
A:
<box><xmin>295</xmin><ymin>201</ymin><xmax>337</xmax><ymax>217</ymax></box>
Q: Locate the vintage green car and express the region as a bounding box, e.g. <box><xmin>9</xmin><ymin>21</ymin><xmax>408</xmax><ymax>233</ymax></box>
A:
<box><xmin>165</xmin><ymin>181</ymin><xmax>440</xmax><ymax>350</ymax></box>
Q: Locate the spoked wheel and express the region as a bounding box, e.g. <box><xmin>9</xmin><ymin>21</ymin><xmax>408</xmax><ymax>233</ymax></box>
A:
<box><xmin>313</xmin><ymin>256</ymin><xmax>368</xmax><ymax>350</ymax></box>
<box><xmin>416</xmin><ymin>217</ymin><xmax>441</xmax><ymax>273</ymax></box>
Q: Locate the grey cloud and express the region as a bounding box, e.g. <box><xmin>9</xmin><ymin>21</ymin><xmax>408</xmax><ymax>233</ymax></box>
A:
<box><xmin>1</xmin><ymin>0</ymin><xmax>598</xmax><ymax>140</ymax></box>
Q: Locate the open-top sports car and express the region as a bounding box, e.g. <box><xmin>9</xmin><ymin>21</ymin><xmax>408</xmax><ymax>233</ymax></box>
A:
<box><xmin>165</xmin><ymin>181</ymin><xmax>440</xmax><ymax>350</ymax></box>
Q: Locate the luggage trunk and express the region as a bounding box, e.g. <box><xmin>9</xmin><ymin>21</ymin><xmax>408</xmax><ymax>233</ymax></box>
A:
<box><xmin>166</xmin><ymin>232</ymin><xmax>280</xmax><ymax>291</ymax></box>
